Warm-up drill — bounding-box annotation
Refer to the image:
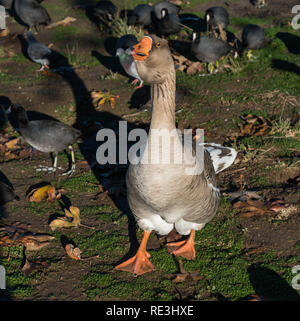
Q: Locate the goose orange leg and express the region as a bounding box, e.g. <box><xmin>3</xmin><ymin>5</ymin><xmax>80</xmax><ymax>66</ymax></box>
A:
<box><xmin>115</xmin><ymin>231</ymin><xmax>155</xmax><ymax>276</ymax></box>
<box><xmin>167</xmin><ymin>229</ymin><xmax>196</xmax><ymax>260</ymax></box>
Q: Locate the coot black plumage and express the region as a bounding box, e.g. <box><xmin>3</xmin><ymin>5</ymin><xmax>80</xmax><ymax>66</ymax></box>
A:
<box><xmin>205</xmin><ymin>6</ymin><xmax>229</xmax><ymax>40</ymax></box>
<box><xmin>191</xmin><ymin>32</ymin><xmax>233</xmax><ymax>73</ymax></box>
<box><xmin>242</xmin><ymin>24</ymin><xmax>265</xmax><ymax>59</ymax></box>
<box><xmin>0</xmin><ymin>0</ymin><xmax>13</xmax><ymax>10</ymax></box>
<box><xmin>7</xmin><ymin>104</ymin><xmax>82</xmax><ymax>176</ymax></box>
<box><xmin>205</xmin><ymin>7</ymin><xmax>229</xmax><ymax>30</ymax></box>
<box><xmin>153</xmin><ymin>8</ymin><xmax>181</xmax><ymax>37</ymax></box>
<box><xmin>14</xmin><ymin>0</ymin><xmax>51</xmax><ymax>30</ymax></box>
<box><xmin>153</xmin><ymin>1</ymin><xmax>180</xmax><ymax>20</ymax></box>
<box><xmin>90</xmin><ymin>0</ymin><xmax>117</xmax><ymax>23</ymax></box>
<box><xmin>242</xmin><ymin>24</ymin><xmax>265</xmax><ymax>49</ymax></box>
<box><xmin>127</xmin><ymin>4</ymin><xmax>153</xmax><ymax>27</ymax></box>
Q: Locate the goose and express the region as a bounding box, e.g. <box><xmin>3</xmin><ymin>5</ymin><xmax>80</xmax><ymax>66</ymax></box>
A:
<box><xmin>14</xmin><ymin>0</ymin><xmax>51</xmax><ymax>30</ymax></box>
<box><xmin>115</xmin><ymin>34</ymin><xmax>143</xmax><ymax>89</ymax></box>
<box><xmin>205</xmin><ymin>6</ymin><xmax>229</xmax><ymax>41</ymax></box>
<box><xmin>241</xmin><ymin>24</ymin><xmax>266</xmax><ymax>59</ymax></box>
<box><xmin>6</xmin><ymin>105</ymin><xmax>82</xmax><ymax>176</ymax></box>
<box><xmin>115</xmin><ymin>35</ymin><xmax>237</xmax><ymax>275</ymax></box>
<box><xmin>26</xmin><ymin>31</ymin><xmax>52</xmax><ymax>71</ymax></box>
<box><xmin>127</xmin><ymin>4</ymin><xmax>153</xmax><ymax>28</ymax></box>
<box><xmin>153</xmin><ymin>1</ymin><xmax>180</xmax><ymax>20</ymax></box>
<box><xmin>191</xmin><ymin>32</ymin><xmax>234</xmax><ymax>73</ymax></box>
<box><xmin>153</xmin><ymin>8</ymin><xmax>181</xmax><ymax>37</ymax></box>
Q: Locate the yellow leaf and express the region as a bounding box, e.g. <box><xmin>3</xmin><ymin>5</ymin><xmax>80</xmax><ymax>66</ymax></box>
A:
<box><xmin>97</xmin><ymin>97</ymin><xmax>107</xmax><ymax>106</ymax></box>
<box><xmin>27</xmin><ymin>185</ymin><xmax>52</xmax><ymax>203</ymax></box>
<box><xmin>5</xmin><ymin>138</ymin><xmax>20</xmax><ymax>150</ymax></box>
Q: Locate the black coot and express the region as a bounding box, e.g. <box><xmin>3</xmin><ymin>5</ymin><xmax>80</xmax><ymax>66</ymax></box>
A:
<box><xmin>205</xmin><ymin>6</ymin><xmax>229</xmax><ymax>40</ymax></box>
<box><xmin>127</xmin><ymin>4</ymin><xmax>153</xmax><ymax>28</ymax></box>
<box><xmin>153</xmin><ymin>8</ymin><xmax>181</xmax><ymax>37</ymax></box>
<box><xmin>7</xmin><ymin>104</ymin><xmax>82</xmax><ymax>176</ymax></box>
<box><xmin>14</xmin><ymin>0</ymin><xmax>51</xmax><ymax>30</ymax></box>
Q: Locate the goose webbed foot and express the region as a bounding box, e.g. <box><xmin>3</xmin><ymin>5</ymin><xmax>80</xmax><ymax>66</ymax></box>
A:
<box><xmin>167</xmin><ymin>229</ymin><xmax>196</xmax><ymax>260</ymax></box>
<box><xmin>115</xmin><ymin>231</ymin><xmax>155</xmax><ymax>276</ymax></box>
<box><xmin>115</xmin><ymin>249</ymin><xmax>154</xmax><ymax>276</ymax></box>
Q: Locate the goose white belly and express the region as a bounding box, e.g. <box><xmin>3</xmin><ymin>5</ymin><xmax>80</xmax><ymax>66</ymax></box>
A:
<box><xmin>127</xmin><ymin>161</ymin><xmax>217</xmax><ymax>235</ymax></box>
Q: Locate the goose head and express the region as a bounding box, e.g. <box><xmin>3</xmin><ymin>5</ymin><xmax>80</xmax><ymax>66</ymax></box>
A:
<box><xmin>128</xmin><ymin>35</ymin><xmax>173</xmax><ymax>84</ymax></box>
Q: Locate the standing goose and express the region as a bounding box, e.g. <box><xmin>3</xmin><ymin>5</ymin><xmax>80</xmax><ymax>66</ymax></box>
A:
<box><xmin>115</xmin><ymin>34</ymin><xmax>143</xmax><ymax>89</ymax></box>
<box><xmin>241</xmin><ymin>24</ymin><xmax>266</xmax><ymax>59</ymax></box>
<box><xmin>115</xmin><ymin>35</ymin><xmax>237</xmax><ymax>275</ymax></box>
<box><xmin>191</xmin><ymin>32</ymin><xmax>234</xmax><ymax>73</ymax></box>
<box><xmin>6</xmin><ymin>105</ymin><xmax>82</xmax><ymax>176</ymax></box>
<box><xmin>205</xmin><ymin>6</ymin><xmax>229</xmax><ymax>41</ymax></box>
<box><xmin>14</xmin><ymin>0</ymin><xmax>51</xmax><ymax>31</ymax></box>
<box><xmin>26</xmin><ymin>31</ymin><xmax>52</xmax><ymax>71</ymax></box>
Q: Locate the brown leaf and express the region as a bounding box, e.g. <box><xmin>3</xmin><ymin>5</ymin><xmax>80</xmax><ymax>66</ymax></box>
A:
<box><xmin>22</xmin><ymin>258</ymin><xmax>48</xmax><ymax>276</ymax></box>
<box><xmin>49</xmin><ymin>206</ymin><xmax>81</xmax><ymax>231</ymax></box>
<box><xmin>65</xmin><ymin>244</ymin><xmax>82</xmax><ymax>260</ymax></box>
<box><xmin>5</xmin><ymin>137</ymin><xmax>20</xmax><ymax>150</ymax></box>
<box><xmin>0</xmin><ymin>27</ymin><xmax>10</xmax><ymax>38</ymax></box>
<box><xmin>0</xmin><ymin>224</ymin><xmax>54</xmax><ymax>250</ymax></box>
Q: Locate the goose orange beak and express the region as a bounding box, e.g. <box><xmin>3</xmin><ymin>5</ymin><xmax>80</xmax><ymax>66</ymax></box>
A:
<box><xmin>132</xmin><ymin>36</ymin><xmax>152</xmax><ymax>61</ymax></box>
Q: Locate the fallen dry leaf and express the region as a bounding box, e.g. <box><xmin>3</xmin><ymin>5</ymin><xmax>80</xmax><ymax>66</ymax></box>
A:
<box><xmin>49</xmin><ymin>206</ymin><xmax>94</xmax><ymax>231</ymax></box>
<box><xmin>27</xmin><ymin>184</ymin><xmax>61</xmax><ymax>203</ymax></box>
<box><xmin>5</xmin><ymin>137</ymin><xmax>21</xmax><ymax>150</ymax></box>
<box><xmin>238</xmin><ymin>114</ymin><xmax>272</xmax><ymax>137</ymax></box>
<box><xmin>233</xmin><ymin>197</ymin><xmax>290</xmax><ymax>218</ymax></box>
<box><xmin>0</xmin><ymin>224</ymin><xmax>54</xmax><ymax>251</ymax></box>
<box><xmin>0</xmin><ymin>27</ymin><xmax>10</xmax><ymax>38</ymax></box>
<box><xmin>65</xmin><ymin>244</ymin><xmax>82</xmax><ymax>260</ymax></box>
<box><xmin>91</xmin><ymin>90</ymin><xmax>119</xmax><ymax>109</ymax></box>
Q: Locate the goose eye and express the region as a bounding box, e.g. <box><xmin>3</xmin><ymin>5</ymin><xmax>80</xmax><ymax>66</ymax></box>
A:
<box><xmin>156</xmin><ymin>42</ymin><xmax>161</xmax><ymax>48</ymax></box>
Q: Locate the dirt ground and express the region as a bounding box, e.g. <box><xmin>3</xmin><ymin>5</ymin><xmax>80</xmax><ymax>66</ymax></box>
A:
<box><xmin>0</xmin><ymin>0</ymin><xmax>300</xmax><ymax>301</ymax></box>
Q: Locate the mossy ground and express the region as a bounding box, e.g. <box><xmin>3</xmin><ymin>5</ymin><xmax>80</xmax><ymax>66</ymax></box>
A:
<box><xmin>0</xmin><ymin>0</ymin><xmax>300</xmax><ymax>301</ymax></box>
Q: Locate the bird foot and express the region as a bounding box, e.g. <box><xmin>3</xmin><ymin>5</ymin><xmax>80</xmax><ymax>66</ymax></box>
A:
<box><xmin>61</xmin><ymin>166</ymin><xmax>76</xmax><ymax>177</ymax></box>
<box><xmin>115</xmin><ymin>250</ymin><xmax>154</xmax><ymax>276</ymax></box>
<box><xmin>167</xmin><ymin>239</ymin><xmax>196</xmax><ymax>260</ymax></box>
<box><xmin>36</xmin><ymin>165</ymin><xmax>62</xmax><ymax>174</ymax></box>
<box><xmin>131</xmin><ymin>79</ymin><xmax>143</xmax><ymax>90</ymax></box>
